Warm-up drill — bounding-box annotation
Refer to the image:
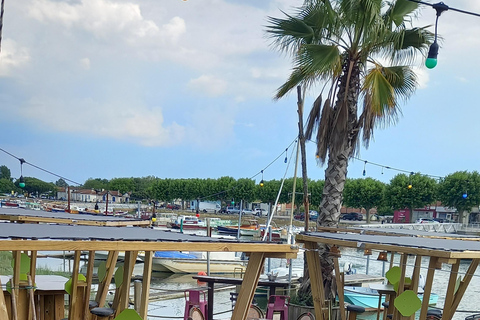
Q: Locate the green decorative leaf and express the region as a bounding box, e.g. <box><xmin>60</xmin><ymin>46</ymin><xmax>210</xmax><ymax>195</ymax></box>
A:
<box><xmin>64</xmin><ymin>274</ymin><xmax>87</xmax><ymax>295</ymax></box>
<box><xmin>6</xmin><ymin>280</ymin><xmax>11</xmax><ymax>295</ymax></box>
<box><xmin>394</xmin><ymin>290</ymin><xmax>422</xmax><ymax>316</ymax></box>
<box><xmin>113</xmin><ymin>309</ymin><xmax>142</xmax><ymax>320</ymax></box>
<box><xmin>114</xmin><ymin>266</ymin><xmax>124</xmax><ymax>287</ymax></box>
<box><xmin>97</xmin><ymin>261</ymin><xmax>107</xmax><ymax>282</ymax></box>
<box><xmin>386</xmin><ymin>266</ymin><xmax>401</xmax><ymax>285</ymax></box>
<box><xmin>11</xmin><ymin>253</ymin><xmax>31</xmax><ymax>274</ymax></box>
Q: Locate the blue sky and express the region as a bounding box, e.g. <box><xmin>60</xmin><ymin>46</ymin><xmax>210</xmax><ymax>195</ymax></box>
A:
<box><xmin>1</xmin><ymin>0</ymin><xmax>480</xmax><ymax>187</ymax></box>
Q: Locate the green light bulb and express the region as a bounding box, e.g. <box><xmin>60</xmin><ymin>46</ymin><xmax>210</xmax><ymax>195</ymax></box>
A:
<box><xmin>425</xmin><ymin>58</ymin><xmax>437</xmax><ymax>69</ymax></box>
<box><xmin>19</xmin><ymin>182</ymin><xmax>25</xmax><ymax>188</ymax></box>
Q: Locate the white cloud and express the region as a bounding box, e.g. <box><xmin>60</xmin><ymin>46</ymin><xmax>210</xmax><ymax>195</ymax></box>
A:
<box><xmin>413</xmin><ymin>67</ymin><xmax>430</xmax><ymax>90</ymax></box>
<box><xmin>188</xmin><ymin>75</ymin><xmax>228</xmax><ymax>97</ymax></box>
<box><xmin>0</xmin><ymin>39</ymin><xmax>30</xmax><ymax>76</ymax></box>
<box><xmin>20</xmin><ymin>97</ymin><xmax>185</xmax><ymax>147</ymax></box>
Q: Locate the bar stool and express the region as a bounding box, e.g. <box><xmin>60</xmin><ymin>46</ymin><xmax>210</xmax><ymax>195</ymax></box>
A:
<box><xmin>90</xmin><ymin>307</ymin><xmax>115</xmax><ymax>320</ymax></box>
<box><xmin>184</xmin><ymin>290</ymin><xmax>207</xmax><ymax>320</ymax></box>
<box><xmin>346</xmin><ymin>304</ymin><xmax>365</xmax><ymax>320</ymax></box>
<box><xmin>266</xmin><ymin>295</ymin><xmax>289</xmax><ymax>320</ymax></box>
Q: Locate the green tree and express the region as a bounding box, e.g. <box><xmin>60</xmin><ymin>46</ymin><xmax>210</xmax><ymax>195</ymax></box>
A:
<box><xmin>83</xmin><ymin>178</ymin><xmax>109</xmax><ymax>190</ymax></box>
<box><xmin>109</xmin><ymin>178</ymin><xmax>135</xmax><ymax>194</ymax></box>
<box><xmin>0</xmin><ymin>165</ymin><xmax>11</xmax><ymax>181</ymax></box>
<box><xmin>55</xmin><ymin>178</ymin><xmax>68</xmax><ymax>187</ymax></box>
<box><xmin>343</xmin><ymin>178</ymin><xmax>385</xmax><ymax>223</ymax></box>
<box><xmin>0</xmin><ymin>178</ymin><xmax>16</xmax><ymax>194</ymax></box>
<box><xmin>385</xmin><ymin>173</ymin><xmax>437</xmax><ymax>222</ymax></box>
<box><xmin>267</xmin><ymin>0</ymin><xmax>432</xmax><ymax>302</ymax></box>
<box><xmin>438</xmin><ymin>171</ymin><xmax>480</xmax><ymax>224</ymax></box>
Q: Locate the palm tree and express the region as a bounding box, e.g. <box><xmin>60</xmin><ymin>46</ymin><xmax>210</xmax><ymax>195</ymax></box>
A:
<box><xmin>0</xmin><ymin>0</ymin><xmax>5</xmax><ymax>53</ymax></box>
<box><xmin>267</xmin><ymin>0</ymin><xmax>433</xmax><ymax>302</ymax></box>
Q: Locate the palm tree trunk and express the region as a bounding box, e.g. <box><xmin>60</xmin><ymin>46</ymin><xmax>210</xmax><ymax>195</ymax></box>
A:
<box><xmin>0</xmin><ymin>0</ymin><xmax>5</xmax><ymax>53</ymax></box>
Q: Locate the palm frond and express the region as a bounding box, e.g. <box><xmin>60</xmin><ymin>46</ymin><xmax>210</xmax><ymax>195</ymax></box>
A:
<box><xmin>315</xmin><ymin>98</ymin><xmax>334</xmax><ymax>164</ymax></box>
<box><xmin>297</xmin><ymin>44</ymin><xmax>343</xmax><ymax>78</ymax></box>
<box><xmin>305</xmin><ymin>94</ymin><xmax>322</xmax><ymax>140</ymax></box>
<box><xmin>388</xmin><ymin>0</ymin><xmax>419</xmax><ymax>27</ymax></box>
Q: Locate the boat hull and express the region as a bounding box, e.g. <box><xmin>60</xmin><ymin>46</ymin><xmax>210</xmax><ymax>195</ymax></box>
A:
<box><xmin>343</xmin><ymin>286</ymin><xmax>439</xmax><ymax>309</ymax></box>
<box><xmin>159</xmin><ymin>259</ymin><xmax>246</xmax><ymax>274</ymax></box>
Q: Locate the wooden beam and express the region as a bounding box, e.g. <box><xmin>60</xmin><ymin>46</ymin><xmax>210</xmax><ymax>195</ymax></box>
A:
<box><xmin>442</xmin><ymin>260</ymin><xmax>460</xmax><ymax>320</ymax></box>
<box><xmin>407</xmin><ymin>255</ymin><xmax>422</xmax><ymax>320</ymax></box>
<box><xmin>117</xmin><ymin>251</ymin><xmax>137</xmax><ymax>314</ymax></box>
<box><xmin>333</xmin><ymin>257</ymin><xmax>345</xmax><ymax>320</ymax></box>
<box><xmin>68</xmin><ymin>250</ymin><xmax>82</xmax><ymax>320</ymax></box>
<box><xmin>96</xmin><ymin>251</ymin><xmax>119</xmax><ymax>307</ymax></box>
<box><xmin>0</xmin><ymin>277</ymin><xmax>9</xmax><ymax>319</ymax></box>
<box><xmin>231</xmin><ymin>252</ymin><xmax>265</xmax><ymax>320</ymax></box>
<box><xmin>29</xmin><ymin>251</ymin><xmax>37</xmax><ymax>284</ymax></box>
<box><xmin>83</xmin><ymin>251</ymin><xmax>95</xmax><ymax>320</ymax></box>
<box><xmin>443</xmin><ymin>259</ymin><xmax>479</xmax><ymax>320</ymax></box>
<box><xmin>140</xmin><ymin>251</ymin><xmax>153</xmax><ymax>320</ymax></box>
<box><xmin>0</xmin><ymin>241</ymin><xmax>298</xmax><ymax>257</ymax></box>
<box><xmin>304</xmin><ymin>241</ymin><xmax>325</xmax><ymax>320</ymax></box>
<box><xmin>393</xmin><ymin>253</ymin><xmax>407</xmax><ymax>320</ymax></box>
<box><xmin>419</xmin><ymin>257</ymin><xmax>438</xmax><ymax>320</ymax></box>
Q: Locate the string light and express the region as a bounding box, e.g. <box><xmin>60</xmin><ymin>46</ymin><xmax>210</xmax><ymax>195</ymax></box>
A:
<box><xmin>362</xmin><ymin>161</ymin><xmax>367</xmax><ymax>176</ymax></box>
<box><xmin>259</xmin><ymin>170</ymin><xmax>264</xmax><ymax>187</ymax></box>
<box><xmin>284</xmin><ymin>148</ymin><xmax>288</xmax><ymax>163</ymax></box>
<box><xmin>18</xmin><ymin>158</ymin><xmax>26</xmax><ymax>188</ymax></box>
<box><xmin>353</xmin><ymin>157</ymin><xmax>443</xmax><ymax>180</ymax></box>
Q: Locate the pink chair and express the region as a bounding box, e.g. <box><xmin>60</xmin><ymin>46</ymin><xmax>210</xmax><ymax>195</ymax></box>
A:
<box><xmin>266</xmin><ymin>295</ymin><xmax>289</xmax><ymax>320</ymax></box>
<box><xmin>184</xmin><ymin>290</ymin><xmax>208</xmax><ymax>320</ymax></box>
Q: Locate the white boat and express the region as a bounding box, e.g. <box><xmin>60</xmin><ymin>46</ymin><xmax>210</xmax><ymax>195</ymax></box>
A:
<box><xmin>152</xmin><ymin>212</ymin><xmax>178</xmax><ymax>227</ymax></box>
<box><xmin>140</xmin><ymin>251</ymin><xmax>246</xmax><ymax>274</ymax></box>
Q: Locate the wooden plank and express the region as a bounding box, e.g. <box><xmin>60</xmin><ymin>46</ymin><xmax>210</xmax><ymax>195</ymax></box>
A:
<box><xmin>419</xmin><ymin>257</ymin><xmax>437</xmax><ymax>320</ymax></box>
<box><xmin>116</xmin><ymin>251</ymin><xmax>137</xmax><ymax>314</ymax></box>
<box><xmin>97</xmin><ymin>251</ymin><xmax>119</xmax><ymax>308</ymax></box>
<box><xmin>333</xmin><ymin>257</ymin><xmax>345</xmax><ymax>320</ymax></box>
<box><xmin>140</xmin><ymin>251</ymin><xmax>153</xmax><ymax>320</ymax></box>
<box><xmin>443</xmin><ymin>259</ymin><xmax>480</xmax><ymax>320</ymax></box>
<box><xmin>83</xmin><ymin>251</ymin><xmax>95</xmax><ymax>320</ymax></box>
<box><xmin>29</xmin><ymin>251</ymin><xmax>37</xmax><ymax>284</ymax></box>
<box><xmin>393</xmin><ymin>253</ymin><xmax>407</xmax><ymax>320</ymax></box>
<box><xmin>231</xmin><ymin>252</ymin><xmax>265</xmax><ymax>320</ymax></box>
<box><xmin>442</xmin><ymin>259</ymin><xmax>460</xmax><ymax>320</ymax></box>
<box><xmin>12</xmin><ymin>250</ymin><xmax>21</xmax><ymax>320</ymax></box>
<box><xmin>68</xmin><ymin>251</ymin><xmax>82</xmax><ymax>320</ymax></box>
<box><xmin>0</xmin><ymin>277</ymin><xmax>9</xmax><ymax>319</ymax></box>
<box><xmin>304</xmin><ymin>241</ymin><xmax>325</xmax><ymax>320</ymax></box>
<box><xmin>408</xmin><ymin>255</ymin><xmax>422</xmax><ymax>320</ymax></box>
<box><xmin>0</xmin><ymin>241</ymin><xmax>297</xmax><ymax>256</ymax></box>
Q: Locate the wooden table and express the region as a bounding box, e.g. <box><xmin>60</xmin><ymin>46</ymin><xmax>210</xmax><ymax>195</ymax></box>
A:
<box><xmin>369</xmin><ymin>283</ymin><xmax>396</xmax><ymax>320</ymax></box>
<box><xmin>1</xmin><ymin>275</ymin><xmax>69</xmax><ymax>320</ymax></box>
<box><xmin>192</xmin><ymin>275</ymin><xmax>291</xmax><ymax>320</ymax></box>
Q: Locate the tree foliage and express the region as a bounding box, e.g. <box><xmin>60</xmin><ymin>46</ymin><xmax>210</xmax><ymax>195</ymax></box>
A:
<box><xmin>343</xmin><ymin>178</ymin><xmax>385</xmax><ymax>222</ymax></box>
<box><xmin>437</xmin><ymin>171</ymin><xmax>480</xmax><ymax>217</ymax></box>
<box><xmin>385</xmin><ymin>173</ymin><xmax>437</xmax><ymax>222</ymax></box>
<box><xmin>0</xmin><ymin>165</ymin><xmax>11</xmax><ymax>181</ymax></box>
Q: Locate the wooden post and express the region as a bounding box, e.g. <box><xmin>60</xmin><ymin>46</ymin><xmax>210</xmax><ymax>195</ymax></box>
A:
<box><xmin>0</xmin><ymin>277</ymin><xmax>8</xmax><ymax>319</ymax></box>
<box><xmin>83</xmin><ymin>251</ymin><xmax>95</xmax><ymax>320</ymax></box>
<box><xmin>393</xmin><ymin>253</ymin><xmax>407</xmax><ymax>320</ymax></box>
<box><xmin>231</xmin><ymin>252</ymin><xmax>265</xmax><ymax>320</ymax></box>
<box><xmin>304</xmin><ymin>241</ymin><xmax>325</xmax><ymax>320</ymax></box>
<box><xmin>68</xmin><ymin>250</ymin><xmax>82</xmax><ymax>320</ymax></box>
<box><xmin>117</xmin><ymin>251</ymin><xmax>138</xmax><ymax>314</ymax></box>
<box><xmin>97</xmin><ymin>251</ymin><xmax>119</xmax><ymax>307</ymax></box>
<box><xmin>333</xmin><ymin>257</ymin><xmax>346</xmax><ymax>320</ymax></box>
<box><xmin>133</xmin><ymin>280</ymin><xmax>141</xmax><ymax>312</ymax></box>
<box><xmin>140</xmin><ymin>251</ymin><xmax>153</xmax><ymax>320</ymax></box>
<box><xmin>27</xmin><ymin>275</ymin><xmax>36</xmax><ymax>320</ymax></box>
<box><xmin>418</xmin><ymin>257</ymin><xmax>438</xmax><ymax>320</ymax></box>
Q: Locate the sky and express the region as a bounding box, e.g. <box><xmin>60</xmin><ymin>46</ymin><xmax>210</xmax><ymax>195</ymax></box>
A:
<box><xmin>1</xmin><ymin>0</ymin><xmax>480</xmax><ymax>188</ymax></box>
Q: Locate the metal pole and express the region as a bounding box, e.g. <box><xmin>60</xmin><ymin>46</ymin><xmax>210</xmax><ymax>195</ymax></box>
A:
<box><xmin>267</xmin><ymin>225</ymin><xmax>272</xmax><ymax>273</ymax></box>
<box><xmin>207</xmin><ymin>218</ymin><xmax>211</xmax><ymax>275</ymax></box>
<box><xmin>237</xmin><ymin>200</ymin><xmax>243</xmax><ymax>240</ymax></box>
<box><xmin>288</xmin><ymin>140</ymin><xmax>300</xmax><ymax>244</ymax></box>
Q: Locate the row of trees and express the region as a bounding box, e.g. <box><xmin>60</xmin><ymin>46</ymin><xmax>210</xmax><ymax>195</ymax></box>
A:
<box><xmin>3</xmin><ymin>164</ymin><xmax>479</xmax><ymax>222</ymax></box>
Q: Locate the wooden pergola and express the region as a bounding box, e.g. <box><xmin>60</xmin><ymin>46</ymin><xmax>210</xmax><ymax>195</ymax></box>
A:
<box><xmin>0</xmin><ymin>222</ymin><xmax>298</xmax><ymax>320</ymax></box>
<box><xmin>296</xmin><ymin>230</ymin><xmax>480</xmax><ymax>320</ymax></box>
<box><xmin>0</xmin><ymin>207</ymin><xmax>151</xmax><ymax>227</ymax></box>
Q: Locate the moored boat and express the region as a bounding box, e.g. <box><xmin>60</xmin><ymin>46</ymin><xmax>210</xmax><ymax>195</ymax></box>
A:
<box><xmin>343</xmin><ymin>286</ymin><xmax>439</xmax><ymax>309</ymax></box>
<box><xmin>140</xmin><ymin>251</ymin><xmax>247</xmax><ymax>274</ymax></box>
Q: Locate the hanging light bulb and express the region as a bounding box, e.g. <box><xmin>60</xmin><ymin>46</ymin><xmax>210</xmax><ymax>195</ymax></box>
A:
<box><xmin>362</xmin><ymin>161</ymin><xmax>367</xmax><ymax>176</ymax></box>
<box><xmin>408</xmin><ymin>172</ymin><xmax>414</xmax><ymax>189</ymax></box>
<box><xmin>259</xmin><ymin>170</ymin><xmax>264</xmax><ymax>187</ymax></box>
<box><xmin>18</xmin><ymin>158</ymin><xmax>26</xmax><ymax>188</ymax></box>
<box><xmin>463</xmin><ymin>191</ymin><xmax>468</xmax><ymax>199</ymax></box>
<box><xmin>284</xmin><ymin>148</ymin><xmax>288</xmax><ymax>163</ymax></box>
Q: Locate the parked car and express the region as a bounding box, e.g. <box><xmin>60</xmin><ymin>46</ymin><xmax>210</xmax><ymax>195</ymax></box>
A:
<box><xmin>341</xmin><ymin>212</ymin><xmax>363</xmax><ymax>221</ymax></box>
<box><xmin>415</xmin><ymin>218</ymin><xmax>439</xmax><ymax>224</ymax></box>
<box><xmin>166</xmin><ymin>204</ymin><xmax>180</xmax><ymax>210</ymax></box>
<box><xmin>241</xmin><ymin>209</ymin><xmax>254</xmax><ymax>215</ymax></box>
<box><xmin>226</xmin><ymin>206</ymin><xmax>241</xmax><ymax>214</ymax></box>
<box><xmin>294</xmin><ymin>212</ymin><xmax>305</xmax><ymax>221</ymax></box>
<box><xmin>309</xmin><ymin>210</ymin><xmax>318</xmax><ymax>220</ymax></box>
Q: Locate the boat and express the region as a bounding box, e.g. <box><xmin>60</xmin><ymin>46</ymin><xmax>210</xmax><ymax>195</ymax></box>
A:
<box><xmin>152</xmin><ymin>212</ymin><xmax>178</xmax><ymax>227</ymax></box>
<box><xmin>168</xmin><ymin>216</ymin><xmax>233</xmax><ymax>230</ymax></box>
<box><xmin>217</xmin><ymin>219</ymin><xmax>262</xmax><ymax>236</ymax></box>
<box><xmin>343</xmin><ymin>286</ymin><xmax>439</xmax><ymax>309</ymax></box>
<box><xmin>140</xmin><ymin>251</ymin><xmax>247</xmax><ymax>274</ymax></box>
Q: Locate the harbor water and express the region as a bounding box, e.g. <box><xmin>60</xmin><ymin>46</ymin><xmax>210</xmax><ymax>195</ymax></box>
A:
<box><xmin>36</xmin><ymin>238</ymin><xmax>480</xmax><ymax>320</ymax></box>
